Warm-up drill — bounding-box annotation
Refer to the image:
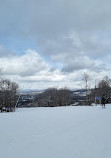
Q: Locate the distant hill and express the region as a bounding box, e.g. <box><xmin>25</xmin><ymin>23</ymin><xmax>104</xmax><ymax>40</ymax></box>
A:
<box><xmin>19</xmin><ymin>89</ymin><xmax>45</xmax><ymax>95</ymax></box>
<box><xmin>19</xmin><ymin>88</ymin><xmax>87</xmax><ymax>96</ymax></box>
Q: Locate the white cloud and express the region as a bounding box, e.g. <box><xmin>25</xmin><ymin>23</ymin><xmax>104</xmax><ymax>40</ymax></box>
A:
<box><xmin>1</xmin><ymin>47</ymin><xmax>111</xmax><ymax>90</ymax></box>
<box><xmin>0</xmin><ymin>49</ymin><xmax>49</xmax><ymax>76</ymax></box>
<box><xmin>0</xmin><ymin>48</ymin><xmax>66</xmax><ymax>89</ymax></box>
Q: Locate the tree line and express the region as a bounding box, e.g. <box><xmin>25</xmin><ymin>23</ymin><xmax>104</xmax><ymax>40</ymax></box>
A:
<box><xmin>0</xmin><ymin>78</ymin><xmax>19</xmax><ymax>112</ymax></box>
<box><xmin>1</xmin><ymin>71</ymin><xmax>111</xmax><ymax>110</ymax></box>
<box><xmin>82</xmin><ymin>73</ymin><xmax>111</xmax><ymax>105</ymax></box>
<box><xmin>34</xmin><ymin>88</ymin><xmax>73</xmax><ymax>107</ymax></box>
<box><xmin>33</xmin><ymin>74</ymin><xmax>111</xmax><ymax>107</ymax></box>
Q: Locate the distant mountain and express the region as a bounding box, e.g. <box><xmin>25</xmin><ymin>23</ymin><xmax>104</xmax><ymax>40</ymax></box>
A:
<box><xmin>19</xmin><ymin>89</ymin><xmax>45</xmax><ymax>94</ymax></box>
<box><xmin>19</xmin><ymin>88</ymin><xmax>88</xmax><ymax>96</ymax></box>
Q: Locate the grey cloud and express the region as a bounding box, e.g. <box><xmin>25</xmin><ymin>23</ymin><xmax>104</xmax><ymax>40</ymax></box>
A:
<box><xmin>1</xmin><ymin>0</ymin><xmax>111</xmax><ymax>38</ymax></box>
<box><xmin>61</xmin><ymin>55</ymin><xmax>107</xmax><ymax>73</ymax></box>
<box><xmin>61</xmin><ymin>56</ymin><xmax>93</xmax><ymax>73</ymax></box>
<box><xmin>0</xmin><ymin>0</ymin><xmax>111</xmax><ymax>74</ymax></box>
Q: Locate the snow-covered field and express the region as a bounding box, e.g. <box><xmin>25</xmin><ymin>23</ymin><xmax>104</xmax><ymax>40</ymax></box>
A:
<box><xmin>0</xmin><ymin>105</ymin><xmax>111</xmax><ymax>158</ymax></box>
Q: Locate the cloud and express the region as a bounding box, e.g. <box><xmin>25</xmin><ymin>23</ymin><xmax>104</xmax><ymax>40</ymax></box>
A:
<box><xmin>1</xmin><ymin>0</ymin><xmax>111</xmax><ymax>39</ymax></box>
<box><xmin>62</xmin><ymin>56</ymin><xmax>95</xmax><ymax>73</ymax></box>
<box><xmin>0</xmin><ymin>0</ymin><xmax>111</xmax><ymax>89</ymax></box>
<box><xmin>0</xmin><ymin>48</ymin><xmax>65</xmax><ymax>83</ymax></box>
<box><xmin>0</xmin><ymin>49</ymin><xmax>49</xmax><ymax>77</ymax></box>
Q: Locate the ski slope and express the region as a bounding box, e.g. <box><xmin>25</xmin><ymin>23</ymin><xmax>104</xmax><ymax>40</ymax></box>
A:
<box><xmin>0</xmin><ymin>105</ymin><xmax>111</xmax><ymax>158</ymax></box>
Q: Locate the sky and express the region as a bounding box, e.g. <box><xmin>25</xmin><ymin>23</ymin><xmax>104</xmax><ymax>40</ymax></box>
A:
<box><xmin>0</xmin><ymin>0</ymin><xmax>111</xmax><ymax>90</ymax></box>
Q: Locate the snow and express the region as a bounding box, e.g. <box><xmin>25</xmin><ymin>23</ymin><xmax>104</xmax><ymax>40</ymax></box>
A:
<box><xmin>0</xmin><ymin>105</ymin><xmax>111</xmax><ymax>158</ymax></box>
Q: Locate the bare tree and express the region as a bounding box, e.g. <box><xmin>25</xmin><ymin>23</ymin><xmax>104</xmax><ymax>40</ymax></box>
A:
<box><xmin>97</xmin><ymin>76</ymin><xmax>111</xmax><ymax>99</ymax></box>
<box><xmin>82</xmin><ymin>72</ymin><xmax>91</xmax><ymax>104</ymax></box>
<box><xmin>82</xmin><ymin>72</ymin><xmax>90</xmax><ymax>91</ymax></box>
<box><xmin>0</xmin><ymin>79</ymin><xmax>19</xmax><ymax>112</ymax></box>
<box><xmin>34</xmin><ymin>88</ymin><xmax>72</xmax><ymax>107</ymax></box>
<box><xmin>57</xmin><ymin>88</ymin><xmax>71</xmax><ymax>106</ymax></box>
